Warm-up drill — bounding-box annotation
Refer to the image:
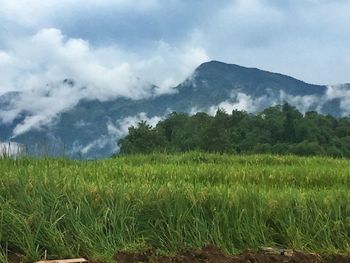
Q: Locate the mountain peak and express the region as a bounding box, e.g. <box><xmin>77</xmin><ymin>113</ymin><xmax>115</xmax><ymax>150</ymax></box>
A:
<box><xmin>0</xmin><ymin>61</ymin><xmax>345</xmax><ymax>159</ymax></box>
<box><xmin>196</xmin><ymin>60</ymin><xmax>244</xmax><ymax>72</ymax></box>
<box><xmin>194</xmin><ymin>61</ymin><xmax>275</xmax><ymax>83</ymax></box>
<box><xmin>192</xmin><ymin>60</ymin><xmax>326</xmax><ymax>96</ymax></box>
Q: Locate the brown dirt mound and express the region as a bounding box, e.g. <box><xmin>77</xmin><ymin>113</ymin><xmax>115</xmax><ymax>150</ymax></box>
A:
<box><xmin>8</xmin><ymin>246</ymin><xmax>350</xmax><ymax>263</ymax></box>
<box><xmin>113</xmin><ymin>245</ymin><xmax>350</xmax><ymax>263</ymax></box>
<box><xmin>7</xmin><ymin>253</ymin><xmax>25</xmax><ymax>263</ymax></box>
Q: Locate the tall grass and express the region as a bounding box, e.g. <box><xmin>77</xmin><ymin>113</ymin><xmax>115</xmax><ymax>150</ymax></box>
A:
<box><xmin>0</xmin><ymin>153</ymin><xmax>349</xmax><ymax>262</ymax></box>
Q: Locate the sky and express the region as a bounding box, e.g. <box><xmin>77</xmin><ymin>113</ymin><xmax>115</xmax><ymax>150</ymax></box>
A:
<box><xmin>1</xmin><ymin>0</ymin><xmax>350</xmax><ymax>136</ymax></box>
<box><xmin>1</xmin><ymin>0</ymin><xmax>350</xmax><ymax>96</ymax></box>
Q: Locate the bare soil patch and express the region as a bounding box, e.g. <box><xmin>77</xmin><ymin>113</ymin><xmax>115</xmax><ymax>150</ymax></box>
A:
<box><xmin>7</xmin><ymin>253</ymin><xmax>26</xmax><ymax>263</ymax></box>
<box><xmin>113</xmin><ymin>245</ymin><xmax>350</xmax><ymax>263</ymax></box>
<box><xmin>8</xmin><ymin>246</ymin><xmax>350</xmax><ymax>263</ymax></box>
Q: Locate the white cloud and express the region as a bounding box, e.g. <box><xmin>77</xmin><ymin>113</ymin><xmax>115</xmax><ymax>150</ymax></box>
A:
<box><xmin>279</xmin><ymin>91</ymin><xmax>322</xmax><ymax>113</ymax></box>
<box><xmin>208</xmin><ymin>93</ymin><xmax>266</xmax><ymax>115</ymax></box>
<box><xmin>0</xmin><ymin>28</ymin><xmax>208</xmax><ymax>136</ymax></box>
<box><xmin>1</xmin><ymin>1</ymin><xmax>350</xmax><ymax>85</ymax></box>
<box><xmin>325</xmin><ymin>84</ymin><xmax>350</xmax><ymax>115</ymax></box>
<box><xmin>1</xmin><ymin>0</ymin><xmax>350</xmax><ymax>140</ymax></box>
<box><xmin>0</xmin><ymin>28</ymin><xmax>208</xmax><ymax>98</ymax></box>
<box><xmin>192</xmin><ymin>0</ymin><xmax>350</xmax><ymax>85</ymax></box>
<box><xmin>0</xmin><ymin>142</ymin><xmax>25</xmax><ymax>157</ymax></box>
<box><xmin>107</xmin><ymin>112</ymin><xmax>163</xmax><ymax>138</ymax></box>
<box><xmin>74</xmin><ymin>112</ymin><xmax>164</xmax><ymax>155</ymax></box>
<box><xmin>1</xmin><ymin>28</ymin><xmax>169</xmax><ymax>98</ymax></box>
<box><xmin>135</xmin><ymin>42</ymin><xmax>209</xmax><ymax>94</ymax></box>
<box><xmin>204</xmin><ymin>85</ymin><xmax>350</xmax><ymax>117</ymax></box>
<box><xmin>79</xmin><ymin>136</ymin><xmax>112</xmax><ymax>156</ymax></box>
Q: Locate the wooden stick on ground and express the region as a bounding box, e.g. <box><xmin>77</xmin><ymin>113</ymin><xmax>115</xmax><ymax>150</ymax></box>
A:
<box><xmin>35</xmin><ymin>258</ymin><xmax>87</xmax><ymax>263</ymax></box>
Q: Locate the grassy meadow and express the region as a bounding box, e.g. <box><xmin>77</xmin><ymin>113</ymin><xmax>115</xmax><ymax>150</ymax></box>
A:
<box><xmin>0</xmin><ymin>153</ymin><xmax>350</xmax><ymax>262</ymax></box>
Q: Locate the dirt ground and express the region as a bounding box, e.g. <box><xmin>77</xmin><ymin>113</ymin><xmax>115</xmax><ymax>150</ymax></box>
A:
<box><xmin>8</xmin><ymin>245</ymin><xmax>350</xmax><ymax>263</ymax></box>
<box><xmin>113</xmin><ymin>245</ymin><xmax>350</xmax><ymax>263</ymax></box>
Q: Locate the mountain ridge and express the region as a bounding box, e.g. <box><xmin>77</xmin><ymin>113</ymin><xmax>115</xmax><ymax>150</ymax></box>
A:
<box><xmin>1</xmin><ymin>61</ymin><xmax>349</xmax><ymax>158</ymax></box>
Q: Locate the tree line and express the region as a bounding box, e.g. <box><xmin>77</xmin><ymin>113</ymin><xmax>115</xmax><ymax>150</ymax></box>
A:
<box><xmin>118</xmin><ymin>103</ymin><xmax>350</xmax><ymax>157</ymax></box>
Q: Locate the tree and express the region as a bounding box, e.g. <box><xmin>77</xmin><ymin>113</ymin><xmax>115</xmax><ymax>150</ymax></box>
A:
<box><xmin>118</xmin><ymin>121</ymin><xmax>166</xmax><ymax>154</ymax></box>
<box><xmin>116</xmin><ymin>104</ymin><xmax>350</xmax><ymax>157</ymax></box>
<box><xmin>282</xmin><ymin>103</ymin><xmax>302</xmax><ymax>143</ymax></box>
<box><xmin>290</xmin><ymin>141</ymin><xmax>325</xmax><ymax>156</ymax></box>
<box><xmin>200</xmin><ymin>109</ymin><xmax>235</xmax><ymax>153</ymax></box>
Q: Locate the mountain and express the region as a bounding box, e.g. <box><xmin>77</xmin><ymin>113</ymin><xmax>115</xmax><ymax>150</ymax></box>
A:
<box><xmin>0</xmin><ymin>61</ymin><xmax>349</xmax><ymax>158</ymax></box>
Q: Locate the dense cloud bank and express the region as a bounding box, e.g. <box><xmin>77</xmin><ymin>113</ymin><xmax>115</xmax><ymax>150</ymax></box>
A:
<box><xmin>0</xmin><ymin>142</ymin><xmax>25</xmax><ymax>157</ymax></box>
<box><xmin>0</xmin><ymin>28</ymin><xmax>207</xmax><ymax>136</ymax></box>
<box><xmin>76</xmin><ymin>113</ymin><xmax>164</xmax><ymax>155</ymax></box>
<box><xmin>192</xmin><ymin>84</ymin><xmax>350</xmax><ymax>117</ymax></box>
<box><xmin>1</xmin><ymin>1</ymin><xmax>350</xmax><ymax>90</ymax></box>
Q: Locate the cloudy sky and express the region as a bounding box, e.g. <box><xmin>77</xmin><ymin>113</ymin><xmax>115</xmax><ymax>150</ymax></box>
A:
<box><xmin>1</xmin><ymin>0</ymin><xmax>350</xmax><ymax>152</ymax></box>
<box><xmin>1</xmin><ymin>0</ymin><xmax>350</xmax><ymax>98</ymax></box>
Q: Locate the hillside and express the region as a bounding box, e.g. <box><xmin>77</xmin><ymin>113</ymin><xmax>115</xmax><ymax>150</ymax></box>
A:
<box><xmin>0</xmin><ymin>61</ymin><xmax>349</xmax><ymax>158</ymax></box>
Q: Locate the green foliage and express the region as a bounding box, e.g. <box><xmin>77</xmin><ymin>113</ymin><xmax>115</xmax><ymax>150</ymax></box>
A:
<box><xmin>118</xmin><ymin>121</ymin><xmax>167</xmax><ymax>154</ymax></box>
<box><xmin>118</xmin><ymin>104</ymin><xmax>350</xmax><ymax>157</ymax></box>
<box><xmin>0</xmin><ymin>154</ymin><xmax>350</xmax><ymax>262</ymax></box>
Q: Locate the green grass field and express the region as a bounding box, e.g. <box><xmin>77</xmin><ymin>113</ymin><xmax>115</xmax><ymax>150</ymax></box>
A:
<box><xmin>0</xmin><ymin>153</ymin><xmax>350</xmax><ymax>262</ymax></box>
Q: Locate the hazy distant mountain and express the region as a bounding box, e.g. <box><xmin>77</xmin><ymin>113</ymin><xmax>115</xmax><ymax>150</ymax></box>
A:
<box><xmin>0</xmin><ymin>61</ymin><xmax>349</xmax><ymax>158</ymax></box>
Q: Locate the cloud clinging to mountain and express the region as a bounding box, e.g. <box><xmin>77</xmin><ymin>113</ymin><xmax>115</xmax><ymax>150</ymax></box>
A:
<box><xmin>0</xmin><ymin>28</ymin><xmax>207</xmax><ymax>135</ymax></box>
<box><xmin>1</xmin><ymin>0</ymin><xmax>350</xmax><ymax>136</ymax></box>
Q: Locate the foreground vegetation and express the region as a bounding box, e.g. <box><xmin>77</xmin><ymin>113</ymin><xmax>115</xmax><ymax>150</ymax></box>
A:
<box><xmin>0</xmin><ymin>153</ymin><xmax>350</xmax><ymax>262</ymax></box>
<box><xmin>119</xmin><ymin>103</ymin><xmax>350</xmax><ymax>157</ymax></box>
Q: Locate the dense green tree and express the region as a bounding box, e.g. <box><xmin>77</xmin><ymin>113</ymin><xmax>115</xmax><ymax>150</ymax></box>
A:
<box><xmin>118</xmin><ymin>121</ymin><xmax>166</xmax><ymax>154</ymax></box>
<box><xmin>290</xmin><ymin>141</ymin><xmax>325</xmax><ymax>156</ymax></box>
<box><xmin>200</xmin><ymin>109</ymin><xmax>235</xmax><ymax>152</ymax></box>
<box><xmin>282</xmin><ymin>103</ymin><xmax>302</xmax><ymax>143</ymax></box>
<box><xmin>259</xmin><ymin>106</ymin><xmax>284</xmax><ymax>143</ymax></box>
<box><xmin>117</xmin><ymin>104</ymin><xmax>350</xmax><ymax>158</ymax></box>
